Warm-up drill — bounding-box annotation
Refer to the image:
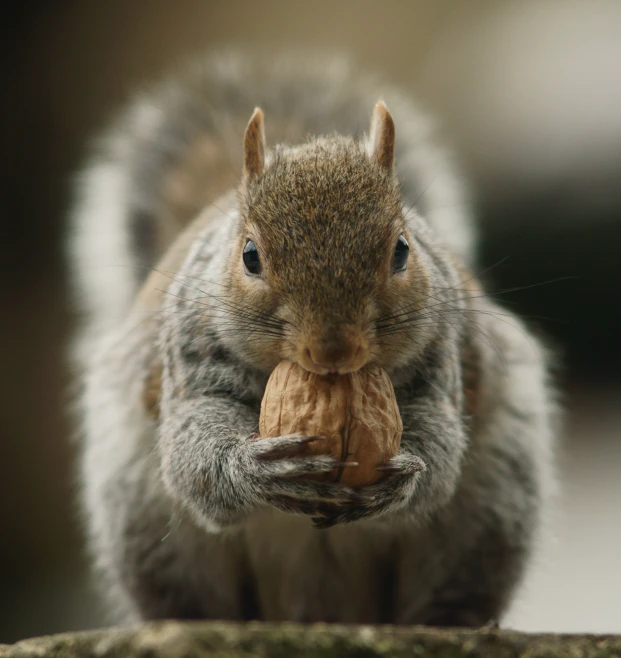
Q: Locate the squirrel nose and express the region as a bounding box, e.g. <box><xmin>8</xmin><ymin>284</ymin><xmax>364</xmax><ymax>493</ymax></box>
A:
<box><xmin>300</xmin><ymin>329</ymin><xmax>369</xmax><ymax>374</ymax></box>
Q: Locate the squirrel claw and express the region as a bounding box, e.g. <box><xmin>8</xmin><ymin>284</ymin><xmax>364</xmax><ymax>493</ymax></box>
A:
<box><xmin>374</xmin><ymin>464</ymin><xmax>404</xmax><ymax>473</ymax></box>
<box><xmin>254</xmin><ymin>434</ymin><xmax>327</xmax><ymax>461</ymax></box>
<box><xmin>299</xmin><ymin>435</ymin><xmax>327</xmax><ymax>443</ymax></box>
<box><xmin>374</xmin><ymin>455</ymin><xmax>426</xmax><ymax>475</ymax></box>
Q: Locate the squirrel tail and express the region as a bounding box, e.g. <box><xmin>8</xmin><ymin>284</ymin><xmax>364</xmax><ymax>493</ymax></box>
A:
<box><xmin>67</xmin><ymin>100</ymin><xmax>165</xmax><ymax>368</ymax></box>
<box><xmin>66</xmin><ymin>74</ymin><xmax>239</xmax><ymax>369</ymax></box>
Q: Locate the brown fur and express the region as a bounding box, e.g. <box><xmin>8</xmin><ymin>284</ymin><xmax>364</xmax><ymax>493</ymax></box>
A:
<box><xmin>135</xmin><ymin>190</ymin><xmax>236</xmax><ymax>313</ymax></box>
<box><xmin>461</xmin><ymin>334</ymin><xmax>481</xmax><ymax>419</ymax></box>
<box><xmin>143</xmin><ymin>359</ymin><xmax>162</xmax><ymax>420</ymax></box>
<box><xmin>136</xmin><ymin>191</ymin><xmax>237</xmax><ymax>417</ymax></box>
<box><xmin>453</xmin><ymin>262</ymin><xmax>484</xmax><ymax>419</ymax></box>
<box><xmin>370</xmin><ymin>101</ymin><xmax>395</xmax><ymax>171</ymax></box>
<box><xmin>244</xmin><ymin>108</ymin><xmax>266</xmax><ymax>179</ymax></box>
<box><xmin>232</xmin><ymin>132</ymin><xmax>426</xmax><ymax>375</ymax></box>
<box><xmin>162</xmin><ymin>135</ymin><xmax>239</xmax><ymax>235</ymax></box>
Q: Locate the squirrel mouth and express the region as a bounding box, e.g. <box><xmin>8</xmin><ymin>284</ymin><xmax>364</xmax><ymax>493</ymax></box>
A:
<box><xmin>296</xmin><ymin>330</ymin><xmax>370</xmax><ymax>376</ymax></box>
<box><xmin>299</xmin><ymin>353</ymin><xmax>367</xmax><ymax>377</ymax></box>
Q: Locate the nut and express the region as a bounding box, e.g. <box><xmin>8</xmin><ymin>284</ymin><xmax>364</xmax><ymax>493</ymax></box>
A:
<box><xmin>259</xmin><ymin>360</ymin><xmax>402</xmax><ymax>487</ymax></box>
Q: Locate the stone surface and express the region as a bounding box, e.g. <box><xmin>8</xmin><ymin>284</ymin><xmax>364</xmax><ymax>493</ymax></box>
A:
<box><xmin>2</xmin><ymin>622</ymin><xmax>621</xmax><ymax>658</ymax></box>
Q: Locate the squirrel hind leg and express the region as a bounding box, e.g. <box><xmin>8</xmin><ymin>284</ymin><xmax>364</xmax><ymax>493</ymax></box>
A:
<box><xmin>399</xmin><ymin>527</ymin><xmax>526</xmax><ymax>628</ymax></box>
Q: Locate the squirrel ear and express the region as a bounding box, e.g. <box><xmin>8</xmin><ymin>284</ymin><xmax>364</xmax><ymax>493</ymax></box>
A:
<box><xmin>243</xmin><ymin>107</ymin><xmax>266</xmax><ymax>179</ymax></box>
<box><xmin>369</xmin><ymin>100</ymin><xmax>395</xmax><ymax>171</ymax></box>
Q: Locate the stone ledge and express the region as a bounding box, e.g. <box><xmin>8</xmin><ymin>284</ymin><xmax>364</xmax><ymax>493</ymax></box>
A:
<box><xmin>1</xmin><ymin>621</ymin><xmax>620</xmax><ymax>657</ymax></box>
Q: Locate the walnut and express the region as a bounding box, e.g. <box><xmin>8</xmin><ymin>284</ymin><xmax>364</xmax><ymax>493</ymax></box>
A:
<box><xmin>259</xmin><ymin>361</ymin><xmax>402</xmax><ymax>487</ymax></box>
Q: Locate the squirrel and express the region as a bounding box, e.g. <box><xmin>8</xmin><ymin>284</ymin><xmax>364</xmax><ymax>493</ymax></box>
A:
<box><xmin>68</xmin><ymin>53</ymin><xmax>556</xmax><ymax>626</ymax></box>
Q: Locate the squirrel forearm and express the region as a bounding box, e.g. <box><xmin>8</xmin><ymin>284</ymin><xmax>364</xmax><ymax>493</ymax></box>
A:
<box><xmin>158</xmin><ymin>395</ymin><xmax>260</xmax><ymax>531</ymax></box>
<box><xmin>386</xmin><ymin>332</ymin><xmax>467</xmax><ymax>520</ymax></box>
<box><xmin>398</xmin><ymin>394</ymin><xmax>466</xmax><ymax>518</ymax></box>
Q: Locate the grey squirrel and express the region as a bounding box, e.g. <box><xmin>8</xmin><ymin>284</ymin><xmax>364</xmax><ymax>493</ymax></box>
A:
<box><xmin>69</xmin><ymin>53</ymin><xmax>556</xmax><ymax>625</ymax></box>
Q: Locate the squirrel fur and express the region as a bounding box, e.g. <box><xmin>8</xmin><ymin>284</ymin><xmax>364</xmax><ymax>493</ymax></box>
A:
<box><xmin>68</xmin><ymin>53</ymin><xmax>556</xmax><ymax>625</ymax></box>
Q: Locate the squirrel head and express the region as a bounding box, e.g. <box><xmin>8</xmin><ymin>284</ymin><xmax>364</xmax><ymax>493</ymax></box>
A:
<box><xmin>225</xmin><ymin>102</ymin><xmax>432</xmax><ymax>375</ymax></box>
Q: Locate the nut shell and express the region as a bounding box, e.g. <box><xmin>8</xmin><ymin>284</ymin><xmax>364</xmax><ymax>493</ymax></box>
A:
<box><xmin>259</xmin><ymin>361</ymin><xmax>402</xmax><ymax>487</ymax></box>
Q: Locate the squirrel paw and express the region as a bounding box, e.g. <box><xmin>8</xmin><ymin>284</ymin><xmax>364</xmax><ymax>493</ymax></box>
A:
<box><xmin>310</xmin><ymin>453</ymin><xmax>426</xmax><ymax>529</ymax></box>
<box><xmin>242</xmin><ymin>433</ymin><xmax>363</xmax><ymax>515</ymax></box>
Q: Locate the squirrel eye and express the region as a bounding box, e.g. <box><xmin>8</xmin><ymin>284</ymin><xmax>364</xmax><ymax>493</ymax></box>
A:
<box><xmin>392</xmin><ymin>234</ymin><xmax>409</xmax><ymax>273</ymax></box>
<box><xmin>243</xmin><ymin>239</ymin><xmax>262</xmax><ymax>276</ymax></box>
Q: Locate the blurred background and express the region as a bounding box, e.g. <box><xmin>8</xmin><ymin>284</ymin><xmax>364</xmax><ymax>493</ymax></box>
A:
<box><xmin>1</xmin><ymin>0</ymin><xmax>620</xmax><ymax>643</ymax></box>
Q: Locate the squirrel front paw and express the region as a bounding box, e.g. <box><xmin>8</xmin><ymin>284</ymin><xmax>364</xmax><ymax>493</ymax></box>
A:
<box><xmin>239</xmin><ymin>433</ymin><xmax>364</xmax><ymax>516</ymax></box>
<box><xmin>310</xmin><ymin>452</ymin><xmax>426</xmax><ymax>529</ymax></box>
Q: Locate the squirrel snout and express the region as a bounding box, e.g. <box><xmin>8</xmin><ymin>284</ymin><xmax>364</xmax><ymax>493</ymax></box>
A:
<box><xmin>298</xmin><ymin>328</ymin><xmax>369</xmax><ymax>375</ymax></box>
